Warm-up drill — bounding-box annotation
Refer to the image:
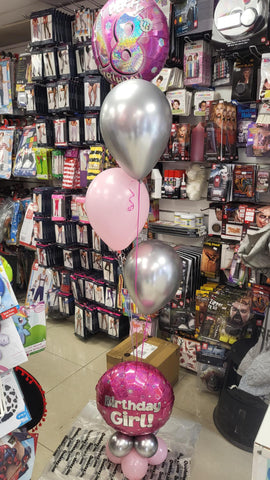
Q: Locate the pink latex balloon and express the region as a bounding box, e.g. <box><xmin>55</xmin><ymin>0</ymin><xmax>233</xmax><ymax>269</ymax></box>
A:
<box><xmin>85</xmin><ymin>168</ymin><xmax>150</xmax><ymax>251</ymax></box>
<box><xmin>106</xmin><ymin>443</ymin><xmax>122</xmax><ymax>464</ymax></box>
<box><xmin>148</xmin><ymin>437</ymin><xmax>168</xmax><ymax>465</ymax></box>
<box><xmin>91</xmin><ymin>0</ymin><xmax>169</xmax><ymax>84</ymax></box>
<box><xmin>96</xmin><ymin>361</ymin><xmax>174</xmax><ymax>436</ymax></box>
<box><xmin>121</xmin><ymin>449</ymin><xmax>148</xmax><ymax>480</ymax></box>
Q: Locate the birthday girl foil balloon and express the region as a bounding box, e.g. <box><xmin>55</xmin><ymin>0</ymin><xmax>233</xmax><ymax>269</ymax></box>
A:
<box><xmin>91</xmin><ymin>0</ymin><xmax>170</xmax><ymax>84</ymax></box>
<box><xmin>96</xmin><ymin>361</ymin><xmax>174</xmax><ymax>436</ymax></box>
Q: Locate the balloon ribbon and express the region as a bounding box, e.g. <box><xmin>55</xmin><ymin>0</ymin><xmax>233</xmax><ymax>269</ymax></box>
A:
<box><xmin>135</xmin><ymin>181</ymin><xmax>141</xmax><ymax>361</ymax></box>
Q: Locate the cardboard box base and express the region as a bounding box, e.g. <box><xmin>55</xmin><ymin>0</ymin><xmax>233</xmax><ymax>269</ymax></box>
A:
<box><xmin>106</xmin><ymin>334</ymin><xmax>180</xmax><ymax>387</ymax></box>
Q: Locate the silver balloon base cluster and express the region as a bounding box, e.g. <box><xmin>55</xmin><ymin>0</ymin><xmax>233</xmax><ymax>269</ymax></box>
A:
<box><xmin>109</xmin><ymin>431</ymin><xmax>159</xmax><ymax>458</ymax></box>
<box><xmin>107</xmin><ymin>431</ymin><xmax>167</xmax><ymax>479</ymax></box>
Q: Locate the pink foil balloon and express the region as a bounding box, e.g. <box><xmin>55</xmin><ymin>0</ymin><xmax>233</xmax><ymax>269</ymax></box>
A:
<box><xmin>96</xmin><ymin>361</ymin><xmax>174</xmax><ymax>436</ymax></box>
<box><xmin>85</xmin><ymin>168</ymin><xmax>150</xmax><ymax>251</ymax></box>
<box><xmin>106</xmin><ymin>443</ymin><xmax>122</xmax><ymax>464</ymax></box>
<box><xmin>148</xmin><ymin>437</ymin><xmax>168</xmax><ymax>465</ymax></box>
<box><xmin>121</xmin><ymin>449</ymin><xmax>148</xmax><ymax>480</ymax></box>
<box><xmin>91</xmin><ymin>0</ymin><xmax>169</xmax><ymax>84</ymax></box>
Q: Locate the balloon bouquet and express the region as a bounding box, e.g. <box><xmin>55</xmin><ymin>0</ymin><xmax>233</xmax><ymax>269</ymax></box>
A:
<box><xmin>85</xmin><ymin>1</ymin><xmax>183</xmax><ymax>478</ymax></box>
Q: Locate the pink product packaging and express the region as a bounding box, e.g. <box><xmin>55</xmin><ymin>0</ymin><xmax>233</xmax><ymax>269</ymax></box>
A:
<box><xmin>184</xmin><ymin>40</ymin><xmax>212</xmax><ymax>87</ymax></box>
<box><xmin>76</xmin><ymin>196</ymin><xmax>89</xmax><ymax>223</ymax></box>
<box><xmin>51</xmin><ymin>194</ymin><xmax>66</xmax><ymax>221</ymax></box>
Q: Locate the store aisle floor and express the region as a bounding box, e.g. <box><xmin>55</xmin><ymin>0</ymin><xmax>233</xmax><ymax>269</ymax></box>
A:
<box><xmin>21</xmin><ymin>318</ymin><xmax>254</xmax><ymax>480</ymax></box>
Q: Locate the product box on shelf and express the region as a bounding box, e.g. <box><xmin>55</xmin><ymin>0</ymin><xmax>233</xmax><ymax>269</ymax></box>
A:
<box><xmin>106</xmin><ymin>335</ymin><xmax>180</xmax><ymax>386</ymax></box>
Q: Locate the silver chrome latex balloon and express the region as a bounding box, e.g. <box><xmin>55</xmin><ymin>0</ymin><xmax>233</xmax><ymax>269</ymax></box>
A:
<box><xmin>100</xmin><ymin>79</ymin><xmax>172</xmax><ymax>180</ymax></box>
<box><xmin>123</xmin><ymin>240</ymin><xmax>182</xmax><ymax>315</ymax></box>
<box><xmin>134</xmin><ymin>434</ymin><xmax>158</xmax><ymax>458</ymax></box>
<box><xmin>108</xmin><ymin>431</ymin><xmax>134</xmax><ymax>457</ymax></box>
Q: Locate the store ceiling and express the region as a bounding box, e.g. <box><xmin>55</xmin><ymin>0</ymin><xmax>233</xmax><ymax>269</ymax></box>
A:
<box><xmin>0</xmin><ymin>0</ymin><xmax>105</xmax><ymax>48</ymax></box>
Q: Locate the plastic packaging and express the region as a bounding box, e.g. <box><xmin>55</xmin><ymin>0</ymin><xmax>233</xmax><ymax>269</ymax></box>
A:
<box><xmin>174</xmin><ymin>212</ymin><xmax>182</xmax><ymax>224</ymax></box>
<box><xmin>40</xmin><ymin>400</ymin><xmax>201</xmax><ymax>480</ymax></box>
<box><xmin>181</xmin><ymin>213</ymin><xmax>196</xmax><ymax>229</ymax></box>
<box><xmin>195</xmin><ymin>213</ymin><xmax>204</xmax><ymax>227</ymax></box>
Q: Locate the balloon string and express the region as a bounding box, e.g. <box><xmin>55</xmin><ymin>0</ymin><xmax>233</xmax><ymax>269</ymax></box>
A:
<box><xmin>140</xmin><ymin>315</ymin><xmax>151</xmax><ymax>360</ymax></box>
<box><xmin>130</xmin><ymin>309</ymin><xmax>134</xmax><ymax>351</ymax></box>
<box><xmin>134</xmin><ymin>181</ymin><xmax>141</xmax><ymax>299</ymax></box>
<box><xmin>135</xmin><ymin>181</ymin><xmax>141</xmax><ymax>362</ymax></box>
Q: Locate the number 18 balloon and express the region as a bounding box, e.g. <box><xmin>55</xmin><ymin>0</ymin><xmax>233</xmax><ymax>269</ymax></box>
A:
<box><xmin>91</xmin><ymin>0</ymin><xmax>169</xmax><ymax>84</ymax></box>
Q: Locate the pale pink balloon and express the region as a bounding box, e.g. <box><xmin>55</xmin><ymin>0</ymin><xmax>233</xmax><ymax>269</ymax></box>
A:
<box><xmin>121</xmin><ymin>449</ymin><xmax>148</xmax><ymax>480</ymax></box>
<box><xmin>85</xmin><ymin>168</ymin><xmax>150</xmax><ymax>251</ymax></box>
<box><xmin>148</xmin><ymin>437</ymin><xmax>168</xmax><ymax>465</ymax></box>
<box><xmin>105</xmin><ymin>443</ymin><xmax>122</xmax><ymax>464</ymax></box>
